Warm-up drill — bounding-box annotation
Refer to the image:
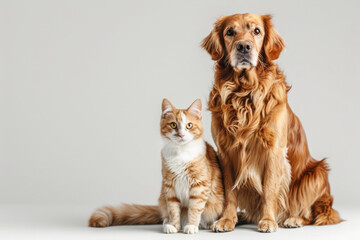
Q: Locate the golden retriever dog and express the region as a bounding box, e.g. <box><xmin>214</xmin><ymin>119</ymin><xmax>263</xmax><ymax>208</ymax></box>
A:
<box><xmin>202</xmin><ymin>13</ymin><xmax>342</xmax><ymax>233</ymax></box>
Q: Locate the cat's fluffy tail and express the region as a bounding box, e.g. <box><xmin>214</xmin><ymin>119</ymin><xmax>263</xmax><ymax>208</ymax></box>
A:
<box><xmin>88</xmin><ymin>204</ymin><xmax>162</xmax><ymax>227</ymax></box>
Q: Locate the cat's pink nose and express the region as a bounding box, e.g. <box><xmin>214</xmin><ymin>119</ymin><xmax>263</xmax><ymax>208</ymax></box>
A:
<box><xmin>178</xmin><ymin>134</ymin><xmax>185</xmax><ymax>138</ymax></box>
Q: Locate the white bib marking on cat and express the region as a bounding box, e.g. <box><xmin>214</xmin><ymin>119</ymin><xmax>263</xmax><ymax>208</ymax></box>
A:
<box><xmin>174</xmin><ymin>173</ymin><xmax>190</xmax><ymax>207</ymax></box>
<box><xmin>161</xmin><ymin>138</ymin><xmax>206</xmax><ymax>207</ymax></box>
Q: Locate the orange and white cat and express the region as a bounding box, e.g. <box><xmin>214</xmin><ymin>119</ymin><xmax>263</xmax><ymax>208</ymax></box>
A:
<box><xmin>88</xmin><ymin>98</ymin><xmax>224</xmax><ymax>234</ymax></box>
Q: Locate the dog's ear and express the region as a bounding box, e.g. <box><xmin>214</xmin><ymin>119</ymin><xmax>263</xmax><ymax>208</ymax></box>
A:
<box><xmin>262</xmin><ymin>15</ymin><xmax>285</xmax><ymax>61</ymax></box>
<box><xmin>201</xmin><ymin>17</ymin><xmax>225</xmax><ymax>61</ymax></box>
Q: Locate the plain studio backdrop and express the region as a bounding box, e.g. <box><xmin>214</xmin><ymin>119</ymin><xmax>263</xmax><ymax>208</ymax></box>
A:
<box><xmin>1</xmin><ymin>1</ymin><xmax>360</xmax><ymax>237</ymax></box>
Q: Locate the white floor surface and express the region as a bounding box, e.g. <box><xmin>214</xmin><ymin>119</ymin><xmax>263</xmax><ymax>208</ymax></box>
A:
<box><xmin>0</xmin><ymin>204</ymin><xmax>358</xmax><ymax>240</ymax></box>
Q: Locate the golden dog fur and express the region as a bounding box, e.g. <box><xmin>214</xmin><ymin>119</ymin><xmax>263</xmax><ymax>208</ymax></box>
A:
<box><xmin>202</xmin><ymin>13</ymin><xmax>342</xmax><ymax>232</ymax></box>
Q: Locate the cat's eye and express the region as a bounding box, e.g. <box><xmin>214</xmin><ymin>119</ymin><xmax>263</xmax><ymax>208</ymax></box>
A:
<box><xmin>186</xmin><ymin>123</ymin><xmax>193</xmax><ymax>129</ymax></box>
<box><xmin>170</xmin><ymin>122</ymin><xmax>177</xmax><ymax>129</ymax></box>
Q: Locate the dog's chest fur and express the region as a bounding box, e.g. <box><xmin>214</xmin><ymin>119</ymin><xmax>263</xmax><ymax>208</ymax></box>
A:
<box><xmin>213</xmin><ymin>76</ymin><xmax>278</xmax><ymax>192</ymax></box>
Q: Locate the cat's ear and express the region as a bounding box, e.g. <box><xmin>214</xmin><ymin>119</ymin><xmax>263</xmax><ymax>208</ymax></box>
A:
<box><xmin>162</xmin><ymin>98</ymin><xmax>174</xmax><ymax>118</ymax></box>
<box><xmin>187</xmin><ymin>98</ymin><xmax>202</xmax><ymax>119</ymax></box>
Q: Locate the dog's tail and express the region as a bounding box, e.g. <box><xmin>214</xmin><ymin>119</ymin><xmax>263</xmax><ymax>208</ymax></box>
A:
<box><xmin>88</xmin><ymin>204</ymin><xmax>162</xmax><ymax>227</ymax></box>
<box><xmin>312</xmin><ymin>194</ymin><xmax>343</xmax><ymax>225</ymax></box>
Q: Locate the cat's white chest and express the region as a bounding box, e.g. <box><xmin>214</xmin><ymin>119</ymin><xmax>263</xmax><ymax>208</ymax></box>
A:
<box><xmin>174</xmin><ymin>173</ymin><xmax>190</xmax><ymax>207</ymax></box>
<box><xmin>161</xmin><ymin>139</ymin><xmax>205</xmax><ymax>164</ymax></box>
<box><xmin>161</xmin><ymin>139</ymin><xmax>205</xmax><ymax>207</ymax></box>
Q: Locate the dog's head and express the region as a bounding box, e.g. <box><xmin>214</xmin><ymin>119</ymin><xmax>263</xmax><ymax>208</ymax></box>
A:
<box><xmin>202</xmin><ymin>13</ymin><xmax>285</xmax><ymax>71</ymax></box>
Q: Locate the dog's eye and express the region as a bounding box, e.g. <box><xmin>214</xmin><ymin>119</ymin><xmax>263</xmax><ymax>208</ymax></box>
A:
<box><xmin>254</xmin><ymin>28</ymin><xmax>260</xmax><ymax>35</ymax></box>
<box><xmin>226</xmin><ymin>28</ymin><xmax>235</xmax><ymax>36</ymax></box>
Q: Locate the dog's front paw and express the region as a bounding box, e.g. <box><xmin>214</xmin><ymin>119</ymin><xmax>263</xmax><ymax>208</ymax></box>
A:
<box><xmin>184</xmin><ymin>224</ymin><xmax>198</xmax><ymax>234</ymax></box>
<box><xmin>211</xmin><ymin>218</ymin><xmax>236</xmax><ymax>232</ymax></box>
<box><xmin>163</xmin><ymin>224</ymin><xmax>178</xmax><ymax>234</ymax></box>
<box><xmin>258</xmin><ymin>219</ymin><xmax>278</xmax><ymax>233</ymax></box>
<box><xmin>283</xmin><ymin>217</ymin><xmax>304</xmax><ymax>228</ymax></box>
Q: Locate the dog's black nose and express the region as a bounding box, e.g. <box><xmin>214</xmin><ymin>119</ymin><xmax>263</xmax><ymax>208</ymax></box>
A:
<box><xmin>237</xmin><ymin>41</ymin><xmax>252</xmax><ymax>54</ymax></box>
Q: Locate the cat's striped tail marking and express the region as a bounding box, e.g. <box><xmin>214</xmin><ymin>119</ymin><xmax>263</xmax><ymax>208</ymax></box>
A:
<box><xmin>89</xmin><ymin>204</ymin><xmax>162</xmax><ymax>227</ymax></box>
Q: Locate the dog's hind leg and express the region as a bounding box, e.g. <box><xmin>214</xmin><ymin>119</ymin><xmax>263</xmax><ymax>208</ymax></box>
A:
<box><xmin>311</xmin><ymin>193</ymin><xmax>342</xmax><ymax>225</ymax></box>
<box><xmin>285</xmin><ymin>159</ymin><xmax>341</xmax><ymax>226</ymax></box>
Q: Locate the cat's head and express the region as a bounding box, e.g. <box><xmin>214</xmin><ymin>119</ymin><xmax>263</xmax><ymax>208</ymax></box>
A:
<box><xmin>160</xmin><ymin>98</ymin><xmax>203</xmax><ymax>145</ymax></box>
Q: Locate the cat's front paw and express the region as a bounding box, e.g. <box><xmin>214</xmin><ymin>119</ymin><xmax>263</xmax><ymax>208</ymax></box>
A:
<box><xmin>184</xmin><ymin>224</ymin><xmax>198</xmax><ymax>234</ymax></box>
<box><xmin>163</xmin><ymin>224</ymin><xmax>178</xmax><ymax>234</ymax></box>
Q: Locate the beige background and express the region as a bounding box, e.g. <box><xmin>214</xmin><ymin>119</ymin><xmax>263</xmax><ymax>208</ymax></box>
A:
<box><xmin>1</xmin><ymin>0</ymin><xmax>359</xmax><ymax>209</ymax></box>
